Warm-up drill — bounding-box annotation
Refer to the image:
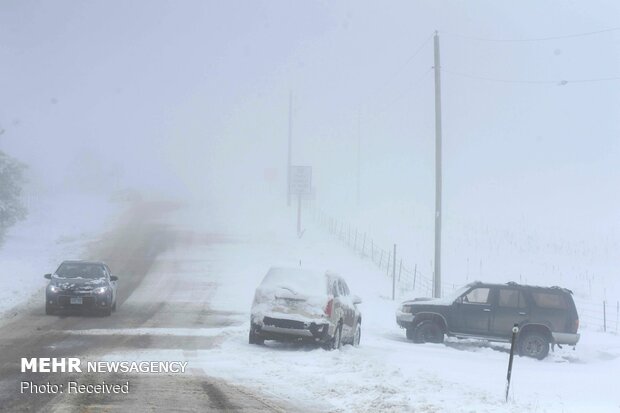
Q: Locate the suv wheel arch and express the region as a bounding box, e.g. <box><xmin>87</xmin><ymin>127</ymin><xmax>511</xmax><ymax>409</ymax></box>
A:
<box><xmin>518</xmin><ymin>324</ymin><xmax>552</xmax><ymax>359</ymax></box>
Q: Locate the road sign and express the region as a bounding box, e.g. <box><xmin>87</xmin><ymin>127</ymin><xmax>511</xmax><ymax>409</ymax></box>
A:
<box><xmin>290</xmin><ymin>165</ymin><xmax>312</xmax><ymax>195</ymax></box>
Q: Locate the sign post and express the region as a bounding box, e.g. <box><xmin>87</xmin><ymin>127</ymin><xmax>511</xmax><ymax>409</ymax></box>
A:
<box><xmin>505</xmin><ymin>323</ymin><xmax>519</xmax><ymax>402</ymax></box>
<box><xmin>289</xmin><ymin>165</ymin><xmax>312</xmax><ymax>237</ymax></box>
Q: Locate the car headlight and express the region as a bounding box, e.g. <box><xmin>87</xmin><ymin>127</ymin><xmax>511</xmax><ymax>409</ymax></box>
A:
<box><xmin>49</xmin><ymin>285</ymin><xmax>61</xmax><ymax>293</ymax></box>
<box><xmin>93</xmin><ymin>286</ymin><xmax>108</xmax><ymax>295</ymax></box>
<box><xmin>400</xmin><ymin>305</ymin><xmax>413</xmax><ymax>313</ymax></box>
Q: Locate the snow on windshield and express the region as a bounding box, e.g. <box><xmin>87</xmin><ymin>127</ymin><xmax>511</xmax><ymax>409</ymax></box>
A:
<box><xmin>259</xmin><ymin>267</ymin><xmax>328</xmax><ymax>297</ymax></box>
<box><xmin>55</xmin><ymin>263</ymin><xmax>106</xmax><ymax>279</ymax></box>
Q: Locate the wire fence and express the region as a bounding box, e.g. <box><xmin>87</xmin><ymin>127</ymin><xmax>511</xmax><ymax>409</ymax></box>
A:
<box><xmin>312</xmin><ymin>207</ymin><xmax>461</xmax><ymax>298</ymax></box>
<box><xmin>312</xmin><ymin>208</ymin><xmax>619</xmax><ymax>334</ymax></box>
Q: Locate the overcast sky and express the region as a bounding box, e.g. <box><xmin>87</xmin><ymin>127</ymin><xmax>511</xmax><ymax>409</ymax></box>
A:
<box><xmin>1</xmin><ymin>1</ymin><xmax>618</xmax><ymax>244</ymax></box>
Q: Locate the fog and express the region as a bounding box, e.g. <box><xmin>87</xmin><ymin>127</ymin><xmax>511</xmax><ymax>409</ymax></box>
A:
<box><xmin>1</xmin><ymin>1</ymin><xmax>618</xmax><ymax>279</ymax></box>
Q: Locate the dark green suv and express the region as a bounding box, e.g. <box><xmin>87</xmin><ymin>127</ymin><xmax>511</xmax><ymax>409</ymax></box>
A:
<box><xmin>396</xmin><ymin>281</ymin><xmax>580</xmax><ymax>359</ymax></box>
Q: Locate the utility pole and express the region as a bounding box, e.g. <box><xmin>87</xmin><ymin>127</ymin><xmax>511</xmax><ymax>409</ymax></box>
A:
<box><xmin>287</xmin><ymin>92</ymin><xmax>293</xmax><ymax>207</ymax></box>
<box><xmin>356</xmin><ymin>109</ymin><xmax>361</xmax><ymax>207</ymax></box>
<box><xmin>433</xmin><ymin>31</ymin><xmax>443</xmax><ymax>298</ymax></box>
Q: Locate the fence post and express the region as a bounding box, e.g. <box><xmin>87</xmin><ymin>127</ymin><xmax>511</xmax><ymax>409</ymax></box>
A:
<box><xmin>413</xmin><ymin>264</ymin><xmax>417</xmax><ymax>290</ymax></box>
<box><xmin>603</xmin><ymin>301</ymin><xmax>607</xmax><ymax>333</ymax></box>
<box><xmin>371</xmin><ymin>240</ymin><xmax>374</xmax><ymax>262</ymax></box>
<box><xmin>616</xmin><ymin>301</ymin><xmax>619</xmax><ymax>334</ymax></box>
<box><xmin>392</xmin><ymin>244</ymin><xmax>397</xmax><ymax>300</ymax></box>
<box><xmin>362</xmin><ymin>233</ymin><xmax>366</xmax><ymax>256</ymax></box>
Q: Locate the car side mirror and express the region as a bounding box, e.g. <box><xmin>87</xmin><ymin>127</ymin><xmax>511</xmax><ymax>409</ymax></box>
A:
<box><xmin>44</xmin><ymin>273</ymin><xmax>52</xmax><ymax>279</ymax></box>
<box><xmin>454</xmin><ymin>296</ymin><xmax>463</xmax><ymax>304</ymax></box>
<box><xmin>110</xmin><ymin>275</ymin><xmax>118</xmax><ymax>282</ymax></box>
<box><xmin>353</xmin><ymin>295</ymin><xmax>362</xmax><ymax>305</ymax></box>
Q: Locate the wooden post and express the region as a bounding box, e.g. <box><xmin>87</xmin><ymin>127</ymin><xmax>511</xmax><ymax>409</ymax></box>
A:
<box><xmin>362</xmin><ymin>233</ymin><xmax>367</xmax><ymax>256</ymax></box>
<box><xmin>604</xmin><ymin>301</ymin><xmax>607</xmax><ymax>333</ymax></box>
<box><xmin>392</xmin><ymin>244</ymin><xmax>397</xmax><ymax>300</ymax></box>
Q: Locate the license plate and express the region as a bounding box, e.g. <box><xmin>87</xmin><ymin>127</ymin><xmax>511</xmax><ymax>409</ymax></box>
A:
<box><xmin>70</xmin><ymin>297</ymin><xmax>83</xmax><ymax>305</ymax></box>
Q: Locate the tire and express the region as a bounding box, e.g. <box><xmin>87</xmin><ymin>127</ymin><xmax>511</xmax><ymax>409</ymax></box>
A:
<box><xmin>249</xmin><ymin>328</ymin><xmax>264</xmax><ymax>345</ymax></box>
<box><xmin>100</xmin><ymin>307</ymin><xmax>112</xmax><ymax>317</ymax></box>
<box><xmin>45</xmin><ymin>302</ymin><xmax>55</xmax><ymax>315</ymax></box>
<box><xmin>330</xmin><ymin>324</ymin><xmax>343</xmax><ymax>350</ymax></box>
<box><xmin>353</xmin><ymin>322</ymin><xmax>361</xmax><ymax>347</ymax></box>
<box><xmin>406</xmin><ymin>328</ymin><xmax>415</xmax><ymax>341</ymax></box>
<box><xmin>412</xmin><ymin>320</ymin><xmax>444</xmax><ymax>344</ymax></box>
<box><xmin>519</xmin><ymin>332</ymin><xmax>549</xmax><ymax>360</ymax></box>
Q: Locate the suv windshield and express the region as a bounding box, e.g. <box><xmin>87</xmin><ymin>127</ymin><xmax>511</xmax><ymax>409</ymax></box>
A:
<box><xmin>55</xmin><ymin>263</ymin><xmax>106</xmax><ymax>279</ymax></box>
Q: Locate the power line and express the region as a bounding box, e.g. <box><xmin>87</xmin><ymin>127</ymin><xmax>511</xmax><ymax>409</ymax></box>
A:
<box><xmin>366</xmin><ymin>67</ymin><xmax>433</xmax><ymax>122</ymax></box>
<box><xmin>443</xmin><ymin>26</ymin><xmax>620</xmax><ymax>43</ymax></box>
<box><xmin>366</xmin><ymin>33</ymin><xmax>434</xmax><ymax>100</ymax></box>
<box><xmin>443</xmin><ymin>68</ymin><xmax>620</xmax><ymax>85</ymax></box>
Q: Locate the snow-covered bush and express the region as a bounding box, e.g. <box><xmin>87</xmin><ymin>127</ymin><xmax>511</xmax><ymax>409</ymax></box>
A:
<box><xmin>0</xmin><ymin>150</ymin><xmax>27</xmax><ymax>244</ymax></box>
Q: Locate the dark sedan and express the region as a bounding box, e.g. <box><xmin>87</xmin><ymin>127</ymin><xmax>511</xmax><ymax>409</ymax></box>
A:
<box><xmin>44</xmin><ymin>260</ymin><xmax>118</xmax><ymax>316</ymax></box>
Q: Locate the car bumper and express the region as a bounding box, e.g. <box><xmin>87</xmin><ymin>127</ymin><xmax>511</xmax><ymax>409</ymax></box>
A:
<box><xmin>252</xmin><ymin>315</ymin><xmax>332</xmax><ymax>342</ymax></box>
<box><xmin>552</xmin><ymin>332</ymin><xmax>580</xmax><ymax>346</ymax></box>
<box><xmin>396</xmin><ymin>311</ymin><xmax>415</xmax><ymax>328</ymax></box>
<box><xmin>47</xmin><ymin>294</ymin><xmax>112</xmax><ymax>311</ymax></box>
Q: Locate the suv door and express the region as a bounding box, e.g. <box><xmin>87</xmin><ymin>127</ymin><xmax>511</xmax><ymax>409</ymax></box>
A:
<box><xmin>490</xmin><ymin>288</ymin><xmax>529</xmax><ymax>338</ymax></box>
<box><xmin>456</xmin><ymin>287</ymin><xmax>493</xmax><ymax>334</ymax></box>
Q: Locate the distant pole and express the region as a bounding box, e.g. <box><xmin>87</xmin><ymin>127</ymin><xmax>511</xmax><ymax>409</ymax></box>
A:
<box><xmin>297</xmin><ymin>193</ymin><xmax>302</xmax><ymax>236</ymax></box>
<box><xmin>603</xmin><ymin>300</ymin><xmax>607</xmax><ymax>332</ymax></box>
<box><xmin>356</xmin><ymin>109</ymin><xmax>361</xmax><ymax>207</ymax></box>
<box><xmin>392</xmin><ymin>244</ymin><xmax>397</xmax><ymax>300</ymax></box>
<box><xmin>287</xmin><ymin>92</ymin><xmax>293</xmax><ymax>207</ymax></box>
<box><xmin>433</xmin><ymin>30</ymin><xmax>443</xmax><ymax>298</ymax></box>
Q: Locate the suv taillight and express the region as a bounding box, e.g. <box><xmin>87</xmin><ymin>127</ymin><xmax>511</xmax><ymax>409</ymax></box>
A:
<box><xmin>325</xmin><ymin>299</ymin><xmax>333</xmax><ymax>317</ymax></box>
<box><xmin>573</xmin><ymin>318</ymin><xmax>579</xmax><ymax>333</ymax></box>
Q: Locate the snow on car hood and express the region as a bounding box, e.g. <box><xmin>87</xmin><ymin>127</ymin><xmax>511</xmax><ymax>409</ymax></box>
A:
<box><xmin>401</xmin><ymin>296</ymin><xmax>455</xmax><ymax>306</ymax></box>
<box><xmin>51</xmin><ymin>275</ymin><xmax>107</xmax><ymax>290</ymax></box>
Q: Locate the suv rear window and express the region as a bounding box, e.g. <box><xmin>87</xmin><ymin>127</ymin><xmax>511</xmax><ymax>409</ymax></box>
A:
<box><xmin>531</xmin><ymin>292</ymin><xmax>568</xmax><ymax>309</ymax></box>
<box><xmin>498</xmin><ymin>289</ymin><xmax>527</xmax><ymax>308</ymax></box>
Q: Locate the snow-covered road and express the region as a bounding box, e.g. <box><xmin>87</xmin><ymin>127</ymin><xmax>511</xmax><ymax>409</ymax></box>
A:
<box><xmin>92</xmin><ymin>207</ymin><xmax>620</xmax><ymax>413</ymax></box>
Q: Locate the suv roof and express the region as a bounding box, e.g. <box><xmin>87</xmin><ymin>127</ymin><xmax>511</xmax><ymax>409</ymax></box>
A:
<box><xmin>464</xmin><ymin>280</ymin><xmax>574</xmax><ymax>295</ymax></box>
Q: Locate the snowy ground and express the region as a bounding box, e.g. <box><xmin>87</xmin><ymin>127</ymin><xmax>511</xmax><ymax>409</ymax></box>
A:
<box><xmin>0</xmin><ymin>193</ymin><xmax>120</xmax><ymax>317</ymax></box>
<box><xmin>86</xmin><ymin>207</ymin><xmax>620</xmax><ymax>413</ymax></box>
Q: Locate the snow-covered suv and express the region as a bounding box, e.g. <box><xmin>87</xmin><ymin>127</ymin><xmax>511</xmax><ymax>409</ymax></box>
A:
<box><xmin>250</xmin><ymin>267</ymin><xmax>362</xmax><ymax>349</ymax></box>
<box><xmin>396</xmin><ymin>281</ymin><xmax>580</xmax><ymax>359</ymax></box>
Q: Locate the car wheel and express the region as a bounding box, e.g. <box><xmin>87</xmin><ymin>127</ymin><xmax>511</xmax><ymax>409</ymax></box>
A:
<box><xmin>249</xmin><ymin>328</ymin><xmax>264</xmax><ymax>345</ymax></box>
<box><xmin>353</xmin><ymin>322</ymin><xmax>361</xmax><ymax>347</ymax></box>
<box><xmin>406</xmin><ymin>327</ymin><xmax>415</xmax><ymax>340</ymax></box>
<box><xmin>100</xmin><ymin>307</ymin><xmax>112</xmax><ymax>317</ymax></box>
<box><xmin>45</xmin><ymin>302</ymin><xmax>55</xmax><ymax>315</ymax></box>
<box><xmin>519</xmin><ymin>332</ymin><xmax>549</xmax><ymax>360</ymax></box>
<box><xmin>331</xmin><ymin>324</ymin><xmax>343</xmax><ymax>350</ymax></box>
<box><xmin>413</xmin><ymin>320</ymin><xmax>444</xmax><ymax>344</ymax></box>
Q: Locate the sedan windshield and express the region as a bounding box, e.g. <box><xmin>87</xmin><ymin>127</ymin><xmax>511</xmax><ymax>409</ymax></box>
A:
<box><xmin>55</xmin><ymin>263</ymin><xmax>106</xmax><ymax>279</ymax></box>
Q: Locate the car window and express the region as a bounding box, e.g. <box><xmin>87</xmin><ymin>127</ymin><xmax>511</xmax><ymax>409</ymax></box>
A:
<box><xmin>337</xmin><ymin>280</ymin><xmax>346</xmax><ymax>296</ymax></box>
<box><xmin>342</xmin><ymin>281</ymin><xmax>350</xmax><ymax>296</ymax></box>
<box><xmin>498</xmin><ymin>289</ymin><xmax>527</xmax><ymax>308</ymax></box>
<box><xmin>463</xmin><ymin>287</ymin><xmax>490</xmax><ymax>304</ymax></box>
<box><xmin>531</xmin><ymin>292</ymin><xmax>568</xmax><ymax>309</ymax></box>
